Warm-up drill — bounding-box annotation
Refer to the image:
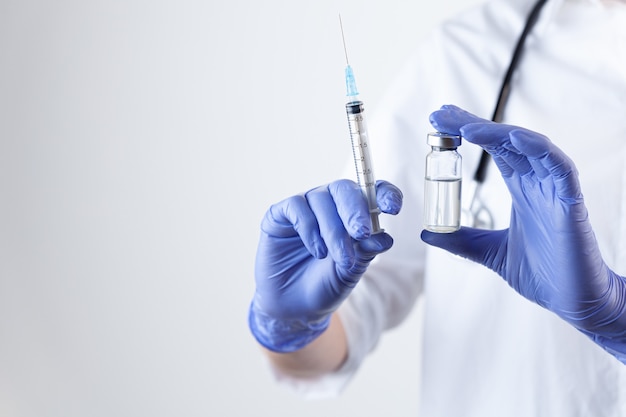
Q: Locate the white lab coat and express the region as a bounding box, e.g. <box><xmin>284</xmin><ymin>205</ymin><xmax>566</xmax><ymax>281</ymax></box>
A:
<box><xmin>273</xmin><ymin>0</ymin><xmax>626</xmax><ymax>415</ymax></box>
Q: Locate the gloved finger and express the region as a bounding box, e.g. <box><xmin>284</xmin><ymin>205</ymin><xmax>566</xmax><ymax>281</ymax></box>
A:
<box><xmin>527</xmin><ymin>158</ymin><xmax>550</xmax><ymax>180</ymax></box>
<box><xmin>489</xmin><ymin>153</ymin><xmax>516</xmax><ymax>178</ymax></box>
<box><xmin>429</xmin><ymin>104</ymin><xmax>490</xmax><ymax>135</ymax></box>
<box><xmin>347</xmin><ymin>233</ymin><xmax>395</xmax><ymax>277</ymax></box>
<box><xmin>459</xmin><ymin>122</ymin><xmax>535</xmax><ymax>178</ymax></box>
<box><xmin>492</xmin><ymin>147</ymin><xmax>533</xmax><ymax>178</ymax></box>
<box><xmin>375</xmin><ymin>180</ymin><xmax>403</xmax><ymax>215</ymax></box>
<box><xmin>509</xmin><ymin>129</ymin><xmax>551</xmax><ymax>179</ymax></box>
<box><xmin>431</xmin><ymin>106</ymin><xmax>530</xmax><ymax>175</ymax></box>
<box><xmin>305</xmin><ymin>183</ymin><xmax>358</xmax><ymax>270</ymax></box>
<box><xmin>262</xmin><ymin>195</ymin><xmax>327</xmax><ymax>259</ymax></box>
<box><xmin>509</xmin><ymin>129</ymin><xmax>582</xmax><ymax>200</ymax></box>
<box><xmin>420</xmin><ymin>227</ymin><xmax>508</xmax><ymax>274</ymax></box>
<box><xmin>327</xmin><ymin>179</ymin><xmax>373</xmax><ymax>239</ymax></box>
<box><xmin>357</xmin><ymin>232</ymin><xmax>394</xmax><ymax>255</ymax></box>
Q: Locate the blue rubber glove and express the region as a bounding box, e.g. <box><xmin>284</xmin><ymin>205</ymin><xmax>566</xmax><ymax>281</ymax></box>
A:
<box><xmin>249</xmin><ymin>179</ymin><xmax>402</xmax><ymax>353</ymax></box>
<box><xmin>423</xmin><ymin>104</ymin><xmax>626</xmax><ymax>364</ymax></box>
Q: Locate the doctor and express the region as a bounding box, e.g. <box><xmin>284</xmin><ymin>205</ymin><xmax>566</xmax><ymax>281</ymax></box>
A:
<box><xmin>249</xmin><ymin>0</ymin><xmax>626</xmax><ymax>415</ymax></box>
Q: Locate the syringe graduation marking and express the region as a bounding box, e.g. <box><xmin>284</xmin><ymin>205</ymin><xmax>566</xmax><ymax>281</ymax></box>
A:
<box><xmin>339</xmin><ymin>14</ymin><xmax>382</xmax><ymax>233</ymax></box>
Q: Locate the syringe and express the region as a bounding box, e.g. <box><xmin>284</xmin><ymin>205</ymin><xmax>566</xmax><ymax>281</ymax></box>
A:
<box><xmin>339</xmin><ymin>16</ymin><xmax>382</xmax><ymax>233</ymax></box>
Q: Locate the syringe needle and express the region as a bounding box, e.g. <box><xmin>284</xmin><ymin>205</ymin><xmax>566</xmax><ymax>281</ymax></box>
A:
<box><xmin>339</xmin><ymin>15</ymin><xmax>359</xmax><ymax>100</ymax></box>
<box><xmin>339</xmin><ymin>14</ymin><xmax>349</xmax><ymax>65</ymax></box>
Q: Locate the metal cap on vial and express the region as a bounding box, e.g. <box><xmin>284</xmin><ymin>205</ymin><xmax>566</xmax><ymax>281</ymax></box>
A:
<box><xmin>427</xmin><ymin>132</ymin><xmax>462</xmax><ymax>149</ymax></box>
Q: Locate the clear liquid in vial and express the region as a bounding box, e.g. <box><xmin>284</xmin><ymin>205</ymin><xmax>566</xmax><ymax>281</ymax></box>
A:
<box><xmin>424</xmin><ymin>177</ymin><xmax>461</xmax><ymax>233</ymax></box>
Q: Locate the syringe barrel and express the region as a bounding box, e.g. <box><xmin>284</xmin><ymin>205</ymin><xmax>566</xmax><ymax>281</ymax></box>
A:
<box><xmin>346</xmin><ymin>100</ymin><xmax>382</xmax><ymax>234</ymax></box>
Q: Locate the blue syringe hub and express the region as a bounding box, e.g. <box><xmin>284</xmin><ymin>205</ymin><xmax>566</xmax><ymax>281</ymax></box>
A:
<box><xmin>345</xmin><ymin>64</ymin><xmax>359</xmax><ymax>100</ymax></box>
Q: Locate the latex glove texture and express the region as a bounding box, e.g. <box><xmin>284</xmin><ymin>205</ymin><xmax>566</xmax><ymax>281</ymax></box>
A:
<box><xmin>249</xmin><ymin>179</ymin><xmax>402</xmax><ymax>352</ymax></box>
<box><xmin>423</xmin><ymin>104</ymin><xmax>626</xmax><ymax>363</ymax></box>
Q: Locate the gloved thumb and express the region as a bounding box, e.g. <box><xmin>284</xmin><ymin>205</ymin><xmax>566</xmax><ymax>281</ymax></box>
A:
<box><xmin>420</xmin><ymin>227</ymin><xmax>508</xmax><ymax>272</ymax></box>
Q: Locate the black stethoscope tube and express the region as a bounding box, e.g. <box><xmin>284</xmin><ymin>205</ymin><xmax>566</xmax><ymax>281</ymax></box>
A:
<box><xmin>473</xmin><ymin>0</ymin><xmax>549</xmax><ymax>185</ymax></box>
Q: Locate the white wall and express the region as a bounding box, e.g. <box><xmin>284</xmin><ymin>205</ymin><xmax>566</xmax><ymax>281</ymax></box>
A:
<box><xmin>0</xmin><ymin>1</ymin><xmax>481</xmax><ymax>416</ymax></box>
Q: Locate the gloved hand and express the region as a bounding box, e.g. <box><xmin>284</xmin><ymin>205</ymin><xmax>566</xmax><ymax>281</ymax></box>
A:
<box><xmin>423</xmin><ymin>104</ymin><xmax>626</xmax><ymax>363</ymax></box>
<box><xmin>249</xmin><ymin>179</ymin><xmax>402</xmax><ymax>353</ymax></box>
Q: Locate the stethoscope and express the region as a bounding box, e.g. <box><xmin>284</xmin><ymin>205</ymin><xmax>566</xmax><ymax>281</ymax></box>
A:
<box><xmin>463</xmin><ymin>0</ymin><xmax>549</xmax><ymax>229</ymax></box>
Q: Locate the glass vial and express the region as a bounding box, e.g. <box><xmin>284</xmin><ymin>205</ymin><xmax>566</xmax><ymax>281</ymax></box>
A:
<box><xmin>424</xmin><ymin>132</ymin><xmax>462</xmax><ymax>233</ymax></box>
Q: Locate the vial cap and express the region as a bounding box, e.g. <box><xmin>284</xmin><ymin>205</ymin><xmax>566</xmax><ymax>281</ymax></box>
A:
<box><xmin>427</xmin><ymin>132</ymin><xmax>462</xmax><ymax>148</ymax></box>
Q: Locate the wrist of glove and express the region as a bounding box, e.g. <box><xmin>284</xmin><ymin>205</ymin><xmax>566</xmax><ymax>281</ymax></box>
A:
<box><xmin>576</xmin><ymin>270</ymin><xmax>626</xmax><ymax>365</ymax></box>
<box><xmin>248</xmin><ymin>298</ymin><xmax>331</xmax><ymax>353</ymax></box>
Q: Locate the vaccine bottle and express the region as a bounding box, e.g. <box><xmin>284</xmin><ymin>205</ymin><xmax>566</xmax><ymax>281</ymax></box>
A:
<box><xmin>424</xmin><ymin>132</ymin><xmax>462</xmax><ymax>233</ymax></box>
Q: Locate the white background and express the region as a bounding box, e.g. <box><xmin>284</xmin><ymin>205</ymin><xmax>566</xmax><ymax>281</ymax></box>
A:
<box><xmin>0</xmin><ymin>0</ymin><xmax>481</xmax><ymax>416</ymax></box>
